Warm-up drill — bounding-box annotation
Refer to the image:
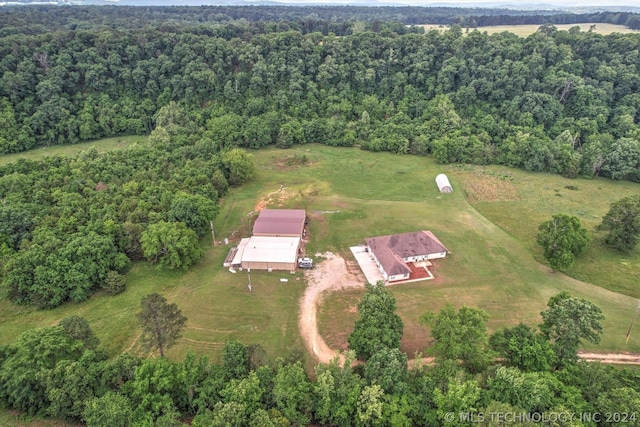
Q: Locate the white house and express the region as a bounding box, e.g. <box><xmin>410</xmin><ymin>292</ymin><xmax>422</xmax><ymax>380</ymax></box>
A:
<box><xmin>365</xmin><ymin>230</ymin><xmax>448</xmax><ymax>282</ymax></box>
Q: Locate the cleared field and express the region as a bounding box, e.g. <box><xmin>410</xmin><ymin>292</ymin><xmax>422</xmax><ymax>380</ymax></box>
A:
<box><xmin>0</xmin><ymin>143</ymin><xmax>639</xmax><ymax>367</ymax></box>
<box><xmin>419</xmin><ymin>23</ymin><xmax>638</xmax><ymax>36</ymax></box>
<box><xmin>0</xmin><ymin>135</ymin><xmax>147</xmax><ymax>166</ymax></box>
<box><xmin>454</xmin><ymin>164</ymin><xmax>640</xmax><ymax>298</ymax></box>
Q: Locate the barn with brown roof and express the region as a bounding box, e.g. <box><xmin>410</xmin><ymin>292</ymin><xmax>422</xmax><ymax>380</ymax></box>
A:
<box><xmin>223</xmin><ymin>209</ymin><xmax>307</xmax><ymax>272</ymax></box>
<box><xmin>252</xmin><ymin>209</ymin><xmax>306</xmax><ymax>238</ymax></box>
<box><xmin>365</xmin><ymin>230</ymin><xmax>448</xmax><ymax>282</ymax></box>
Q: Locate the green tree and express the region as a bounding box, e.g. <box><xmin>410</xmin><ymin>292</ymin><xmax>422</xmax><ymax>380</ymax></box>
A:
<box><xmin>222</xmin><ymin>340</ymin><xmax>250</xmax><ymax>380</ymax></box>
<box><xmin>0</xmin><ymin>326</ymin><xmax>85</xmax><ymax>414</ymax></box>
<box><xmin>46</xmin><ymin>350</ymin><xmax>107</xmax><ymax>421</ymax></box>
<box><xmin>595</xmin><ymin>387</ymin><xmax>640</xmax><ymax>425</ymax></box>
<box><xmin>124</xmin><ymin>357</ymin><xmax>181</xmax><ymax>425</ymax></box>
<box><xmin>220</xmin><ymin>371</ymin><xmax>265</xmax><ymax>415</ymax></box>
<box><xmin>273</xmin><ymin>362</ymin><xmax>313</xmax><ymax>426</ymax></box>
<box><xmin>140</xmin><ymin>221</ymin><xmax>203</xmax><ymax>270</ymax></box>
<box><xmin>0</xmin><ymin>204</ymin><xmax>37</xmax><ymax>250</ymax></box>
<box><xmin>348</xmin><ymin>281</ymin><xmax>403</xmax><ymax>361</ymax></box>
<box><xmin>137</xmin><ymin>293</ymin><xmax>187</xmax><ymax>357</ymax></box>
<box><xmin>540</xmin><ymin>292</ymin><xmax>604</xmax><ymax>365</ymax></box>
<box><xmin>356</xmin><ymin>384</ymin><xmax>384</xmax><ymax>427</ymax></box>
<box><xmin>489</xmin><ymin>323</ymin><xmax>556</xmax><ymax>372</ymax></box>
<box><xmin>536</xmin><ymin>213</ymin><xmax>590</xmax><ymax>271</ymax></box>
<box><xmin>420</xmin><ymin>304</ymin><xmax>491</xmax><ymax>372</ymax></box>
<box><xmin>313</xmin><ymin>351</ymin><xmax>362</xmax><ymax>427</ymax></box>
<box><xmin>102</xmin><ymin>270</ymin><xmax>126</xmax><ymax>296</ymax></box>
<box><xmin>433</xmin><ymin>374</ymin><xmax>481</xmax><ymax>427</ymax></box>
<box><xmin>220</xmin><ymin>148</ymin><xmax>255</xmax><ymax>186</ymax></box>
<box><xmin>597</xmin><ymin>195</ymin><xmax>640</xmax><ymax>253</ymax></box>
<box><xmin>363</xmin><ymin>347</ymin><xmax>408</xmax><ymax>395</ymax></box>
<box><xmin>168</xmin><ymin>193</ymin><xmax>219</xmax><ymax>237</ymax></box>
<box><xmin>83</xmin><ymin>392</ymin><xmax>134</xmax><ymax>427</ymax></box>
<box><xmin>486</xmin><ymin>367</ymin><xmax>553</xmax><ymax>413</ymax></box>
<box><xmin>59</xmin><ymin>315</ymin><xmax>100</xmax><ymax>350</ymax></box>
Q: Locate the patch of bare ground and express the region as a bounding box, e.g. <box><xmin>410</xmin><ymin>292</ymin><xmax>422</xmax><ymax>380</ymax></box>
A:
<box><xmin>462</xmin><ymin>172</ymin><xmax>520</xmax><ymax>202</ymax></box>
<box><xmin>254</xmin><ymin>186</ymin><xmax>296</xmax><ymax>212</ymax></box>
<box><xmin>578</xmin><ymin>352</ymin><xmax>640</xmax><ymax>364</ymax></box>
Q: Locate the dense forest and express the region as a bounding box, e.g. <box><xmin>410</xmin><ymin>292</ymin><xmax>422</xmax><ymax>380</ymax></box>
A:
<box><xmin>0</xmin><ymin>8</ymin><xmax>639</xmax><ymax>185</ymax></box>
<box><xmin>0</xmin><ymin>121</ymin><xmax>253</xmax><ymax>308</ymax></box>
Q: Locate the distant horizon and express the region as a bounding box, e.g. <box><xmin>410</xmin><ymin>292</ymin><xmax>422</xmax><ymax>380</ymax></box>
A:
<box><xmin>2</xmin><ymin>0</ymin><xmax>640</xmax><ymax>8</ymax></box>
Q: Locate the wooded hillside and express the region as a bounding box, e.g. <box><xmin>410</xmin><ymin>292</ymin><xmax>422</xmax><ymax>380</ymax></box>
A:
<box><xmin>0</xmin><ymin>10</ymin><xmax>639</xmax><ymax>181</ymax></box>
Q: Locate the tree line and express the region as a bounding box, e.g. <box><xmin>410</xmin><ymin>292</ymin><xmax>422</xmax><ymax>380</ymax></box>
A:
<box><xmin>1</xmin><ymin>14</ymin><xmax>639</xmax><ymax>182</ymax></box>
<box><xmin>2</xmin><ymin>284</ymin><xmax>639</xmax><ymax>426</ymax></box>
<box><xmin>1</xmin><ymin>6</ymin><xmax>638</xmax><ymax>34</ymax></box>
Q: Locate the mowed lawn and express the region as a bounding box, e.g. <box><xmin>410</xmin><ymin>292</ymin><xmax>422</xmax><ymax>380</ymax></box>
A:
<box><xmin>0</xmin><ymin>143</ymin><xmax>639</xmax><ymax>365</ymax></box>
<box><xmin>418</xmin><ymin>23</ymin><xmax>638</xmax><ymax>36</ymax></box>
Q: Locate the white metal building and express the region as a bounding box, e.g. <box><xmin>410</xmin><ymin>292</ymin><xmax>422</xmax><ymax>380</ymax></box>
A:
<box><xmin>239</xmin><ymin>236</ymin><xmax>301</xmax><ymax>271</ymax></box>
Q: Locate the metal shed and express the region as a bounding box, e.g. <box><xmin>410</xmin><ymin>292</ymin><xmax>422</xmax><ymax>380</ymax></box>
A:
<box><xmin>435</xmin><ymin>174</ymin><xmax>453</xmax><ymax>193</ymax></box>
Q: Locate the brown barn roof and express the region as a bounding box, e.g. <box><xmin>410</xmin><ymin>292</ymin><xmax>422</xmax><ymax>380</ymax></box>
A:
<box><xmin>365</xmin><ymin>231</ymin><xmax>448</xmax><ymax>277</ymax></box>
<box><xmin>252</xmin><ymin>209</ymin><xmax>306</xmax><ymax>237</ymax></box>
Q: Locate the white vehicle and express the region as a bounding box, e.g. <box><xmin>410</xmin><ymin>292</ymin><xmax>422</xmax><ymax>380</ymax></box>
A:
<box><xmin>298</xmin><ymin>257</ymin><xmax>313</xmax><ymax>268</ymax></box>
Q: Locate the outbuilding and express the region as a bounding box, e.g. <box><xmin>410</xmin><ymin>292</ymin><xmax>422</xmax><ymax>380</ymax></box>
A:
<box><xmin>252</xmin><ymin>209</ymin><xmax>306</xmax><ymax>238</ymax></box>
<box><xmin>435</xmin><ymin>174</ymin><xmax>453</xmax><ymax>193</ymax></box>
<box><xmin>240</xmin><ymin>236</ymin><xmax>301</xmax><ymax>271</ymax></box>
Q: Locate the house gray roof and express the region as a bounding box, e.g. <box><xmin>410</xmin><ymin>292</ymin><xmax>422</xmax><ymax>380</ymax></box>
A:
<box><xmin>252</xmin><ymin>209</ymin><xmax>306</xmax><ymax>237</ymax></box>
<box><xmin>365</xmin><ymin>231</ymin><xmax>448</xmax><ymax>277</ymax></box>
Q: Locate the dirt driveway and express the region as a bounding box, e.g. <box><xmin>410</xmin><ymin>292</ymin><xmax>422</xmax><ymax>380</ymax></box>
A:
<box><xmin>299</xmin><ymin>252</ymin><xmax>365</xmax><ymax>364</ymax></box>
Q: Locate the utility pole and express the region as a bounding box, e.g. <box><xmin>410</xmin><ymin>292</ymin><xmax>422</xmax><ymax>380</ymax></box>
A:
<box><xmin>625</xmin><ymin>301</ymin><xmax>640</xmax><ymax>344</ymax></box>
<box><xmin>210</xmin><ymin>220</ymin><xmax>215</xmax><ymax>246</ymax></box>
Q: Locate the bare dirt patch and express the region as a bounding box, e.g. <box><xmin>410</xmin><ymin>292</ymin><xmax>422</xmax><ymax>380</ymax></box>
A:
<box><xmin>462</xmin><ymin>172</ymin><xmax>520</xmax><ymax>202</ymax></box>
<box><xmin>578</xmin><ymin>352</ymin><xmax>640</xmax><ymax>364</ymax></box>
<box><xmin>253</xmin><ymin>186</ymin><xmax>296</xmax><ymax>212</ymax></box>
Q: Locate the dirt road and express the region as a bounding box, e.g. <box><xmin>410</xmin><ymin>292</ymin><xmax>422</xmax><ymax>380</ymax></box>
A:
<box><xmin>578</xmin><ymin>352</ymin><xmax>640</xmax><ymax>364</ymax></box>
<box><xmin>299</xmin><ymin>253</ymin><xmax>640</xmax><ymax>366</ymax></box>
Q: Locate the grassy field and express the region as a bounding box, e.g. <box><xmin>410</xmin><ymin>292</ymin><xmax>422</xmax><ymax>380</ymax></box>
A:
<box><xmin>0</xmin><ymin>135</ymin><xmax>147</xmax><ymax>166</ymax></box>
<box><xmin>1</xmin><ymin>142</ymin><xmax>640</xmax><ymax>371</ymax></box>
<box><xmin>453</xmin><ymin>164</ymin><xmax>640</xmax><ymax>298</ymax></box>
<box><xmin>419</xmin><ymin>23</ymin><xmax>638</xmax><ymax>36</ymax></box>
